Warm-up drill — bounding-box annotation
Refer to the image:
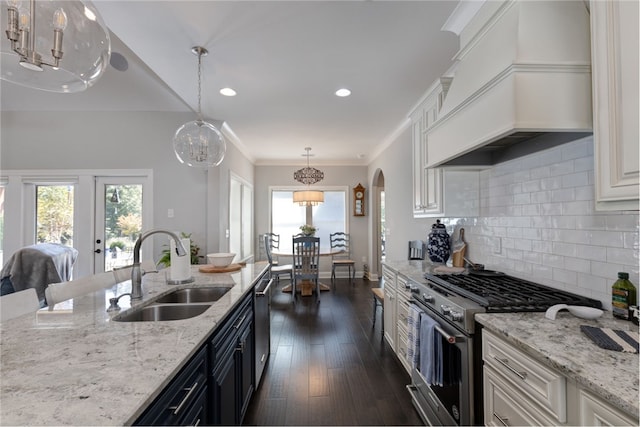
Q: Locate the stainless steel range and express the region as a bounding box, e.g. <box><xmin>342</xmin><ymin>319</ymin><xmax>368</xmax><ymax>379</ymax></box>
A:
<box><xmin>406</xmin><ymin>271</ymin><xmax>603</xmax><ymax>426</ymax></box>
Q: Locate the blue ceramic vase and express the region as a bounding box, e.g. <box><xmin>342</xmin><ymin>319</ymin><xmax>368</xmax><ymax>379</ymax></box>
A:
<box><xmin>427</xmin><ymin>219</ymin><xmax>450</xmax><ymax>263</ymax></box>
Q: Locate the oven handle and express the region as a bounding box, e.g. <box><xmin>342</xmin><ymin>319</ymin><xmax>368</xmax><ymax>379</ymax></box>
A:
<box><xmin>410</xmin><ymin>300</ymin><xmax>462</xmax><ymax>344</ymax></box>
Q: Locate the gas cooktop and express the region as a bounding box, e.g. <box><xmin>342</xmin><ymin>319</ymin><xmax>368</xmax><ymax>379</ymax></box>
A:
<box><xmin>425</xmin><ymin>272</ymin><xmax>603</xmax><ymax>313</ymax></box>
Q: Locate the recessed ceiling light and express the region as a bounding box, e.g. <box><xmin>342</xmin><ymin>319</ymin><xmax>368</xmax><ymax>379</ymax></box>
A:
<box><xmin>335</xmin><ymin>88</ymin><xmax>351</xmax><ymax>97</ymax></box>
<box><xmin>220</xmin><ymin>87</ymin><xmax>237</xmax><ymax>97</ymax></box>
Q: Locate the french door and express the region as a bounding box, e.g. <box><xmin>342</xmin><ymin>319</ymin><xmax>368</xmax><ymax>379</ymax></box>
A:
<box><xmin>94</xmin><ymin>176</ymin><xmax>152</xmax><ymax>273</ymax></box>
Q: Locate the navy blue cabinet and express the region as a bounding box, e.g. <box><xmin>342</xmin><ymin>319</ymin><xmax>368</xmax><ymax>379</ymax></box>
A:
<box><xmin>133</xmin><ymin>291</ymin><xmax>255</xmax><ymax>426</ymax></box>
<box><xmin>134</xmin><ymin>346</ymin><xmax>208</xmax><ymax>426</ymax></box>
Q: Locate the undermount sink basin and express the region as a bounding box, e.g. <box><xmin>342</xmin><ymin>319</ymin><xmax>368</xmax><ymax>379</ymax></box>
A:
<box><xmin>112</xmin><ymin>304</ymin><xmax>211</xmax><ymax>322</ymax></box>
<box><xmin>153</xmin><ymin>287</ymin><xmax>232</xmax><ymax>304</ymax></box>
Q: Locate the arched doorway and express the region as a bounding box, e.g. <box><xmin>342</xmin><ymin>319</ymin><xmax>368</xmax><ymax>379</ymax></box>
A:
<box><xmin>370</xmin><ymin>169</ymin><xmax>385</xmax><ymax>281</ymax></box>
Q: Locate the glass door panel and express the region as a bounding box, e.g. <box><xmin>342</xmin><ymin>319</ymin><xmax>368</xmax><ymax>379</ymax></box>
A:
<box><xmin>35</xmin><ymin>185</ymin><xmax>75</xmax><ymax>247</ymax></box>
<box><xmin>95</xmin><ymin>177</ymin><xmax>147</xmax><ymax>273</ymax></box>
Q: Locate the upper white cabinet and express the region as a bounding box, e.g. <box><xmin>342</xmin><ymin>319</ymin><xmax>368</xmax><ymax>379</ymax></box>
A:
<box><xmin>410</xmin><ymin>77</ymin><xmax>479</xmax><ymax>218</ymax></box>
<box><xmin>591</xmin><ymin>0</ymin><xmax>640</xmax><ymax>211</ymax></box>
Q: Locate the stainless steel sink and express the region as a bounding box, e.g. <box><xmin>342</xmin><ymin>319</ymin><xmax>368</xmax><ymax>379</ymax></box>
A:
<box><xmin>153</xmin><ymin>287</ymin><xmax>232</xmax><ymax>304</ymax></box>
<box><xmin>112</xmin><ymin>304</ymin><xmax>211</xmax><ymax>322</ymax></box>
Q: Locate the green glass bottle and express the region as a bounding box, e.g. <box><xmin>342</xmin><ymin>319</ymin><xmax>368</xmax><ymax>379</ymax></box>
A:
<box><xmin>612</xmin><ymin>272</ymin><xmax>637</xmax><ymax>320</ymax></box>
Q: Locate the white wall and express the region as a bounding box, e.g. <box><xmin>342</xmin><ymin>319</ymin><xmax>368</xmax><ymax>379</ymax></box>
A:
<box><xmin>1</xmin><ymin>110</ymin><xmax>253</xmax><ymax>265</ymax></box>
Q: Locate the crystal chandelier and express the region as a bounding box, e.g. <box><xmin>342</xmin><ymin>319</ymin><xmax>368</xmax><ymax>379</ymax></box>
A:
<box><xmin>293</xmin><ymin>147</ymin><xmax>324</xmax><ymax>206</ymax></box>
<box><xmin>1</xmin><ymin>0</ymin><xmax>111</xmax><ymax>92</ymax></box>
<box><xmin>173</xmin><ymin>46</ymin><xmax>226</xmax><ymax>168</ymax></box>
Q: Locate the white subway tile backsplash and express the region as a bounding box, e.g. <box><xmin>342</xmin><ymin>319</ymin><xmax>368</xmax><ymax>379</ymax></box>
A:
<box><xmin>562</xmin><ymin>171</ymin><xmax>589</xmax><ymax>189</ymax></box>
<box><xmin>449</xmin><ymin>137</ymin><xmax>639</xmax><ymax>308</ymax></box>
<box><xmin>589</xmin><ymin>230</ymin><xmax>624</xmax><ymax>247</ymax></box>
<box><xmin>562</xmin><ymin>200</ymin><xmax>594</xmax><ymax>216</ymax></box>
<box><xmin>575</xmin><ymin>244</ymin><xmax>607</xmax><ymax>261</ymax></box>
<box><xmin>564</xmin><ymin>257</ymin><xmax>591</xmax><ymax>273</ymax></box>
<box><xmin>552</xmin><ymin>242</ymin><xmax>577</xmax><ymax>257</ymax></box>
<box><xmin>551</xmin><ymin>188</ymin><xmax>575</xmax><ymax>203</ymax></box>
<box><xmin>606</xmin><ymin>247</ymin><xmax>638</xmax><ymax>266</ymax></box>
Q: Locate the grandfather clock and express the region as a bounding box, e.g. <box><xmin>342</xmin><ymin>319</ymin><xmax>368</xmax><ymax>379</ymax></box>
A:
<box><xmin>353</xmin><ymin>183</ymin><xmax>365</xmax><ymax>216</ymax></box>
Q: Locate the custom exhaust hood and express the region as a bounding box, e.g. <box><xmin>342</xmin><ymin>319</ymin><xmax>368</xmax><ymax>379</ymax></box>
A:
<box><xmin>426</xmin><ymin>0</ymin><xmax>593</xmax><ymax>168</ymax></box>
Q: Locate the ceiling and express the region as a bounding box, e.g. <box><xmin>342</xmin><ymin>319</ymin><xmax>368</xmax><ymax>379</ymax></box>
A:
<box><xmin>1</xmin><ymin>1</ymin><xmax>460</xmax><ymax>165</ymax></box>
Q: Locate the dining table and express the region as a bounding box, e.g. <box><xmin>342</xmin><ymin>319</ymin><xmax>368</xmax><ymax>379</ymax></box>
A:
<box><xmin>272</xmin><ymin>248</ymin><xmax>344</xmax><ymax>296</ymax></box>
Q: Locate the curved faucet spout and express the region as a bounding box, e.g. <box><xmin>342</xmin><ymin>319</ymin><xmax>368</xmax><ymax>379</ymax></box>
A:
<box><xmin>131</xmin><ymin>229</ymin><xmax>188</xmax><ymax>300</ymax></box>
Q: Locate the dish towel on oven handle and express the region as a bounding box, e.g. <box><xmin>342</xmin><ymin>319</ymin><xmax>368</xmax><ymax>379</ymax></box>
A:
<box><xmin>419</xmin><ymin>311</ymin><xmax>443</xmax><ymax>386</ymax></box>
<box><xmin>407</xmin><ymin>304</ymin><xmax>422</xmax><ymax>369</ymax></box>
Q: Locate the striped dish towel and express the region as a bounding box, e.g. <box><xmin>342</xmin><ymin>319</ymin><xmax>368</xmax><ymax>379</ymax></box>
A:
<box><xmin>407</xmin><ymin>304</ymin><xmax>422</xmax><ymax>369</ymax></box>
<box><xmin>580</xmin><ymin>325</ymin><xmax>639</xmax><ymax>353</ymax></box>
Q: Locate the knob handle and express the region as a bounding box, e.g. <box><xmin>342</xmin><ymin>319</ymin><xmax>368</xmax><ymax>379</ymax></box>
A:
<box><xmin>94</xmin><ymin>249</ymin><xmax>102</xmax><ymax>254</ymax></box>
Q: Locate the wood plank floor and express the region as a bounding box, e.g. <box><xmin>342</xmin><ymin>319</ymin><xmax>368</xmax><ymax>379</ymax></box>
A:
<box><xmin>244</xmin><ymin>277</ymin><xmax>423</xmax><ymax>426</ymax></box>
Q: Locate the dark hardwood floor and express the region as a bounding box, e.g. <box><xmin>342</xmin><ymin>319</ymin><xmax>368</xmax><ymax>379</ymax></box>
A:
<box><xmin>244</xmin><ymin>277</ymin><xmax>423</xmax><ymax>426</ymax></box>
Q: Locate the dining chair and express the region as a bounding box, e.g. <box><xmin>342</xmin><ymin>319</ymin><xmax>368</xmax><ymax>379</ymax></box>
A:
<box><xmin>292</xmin><ymin>235</ymin><xmax>320</xmax><ymax>303</ymax></box>
<box><xmin>408</xmin><ymin>240</ymin><xmax>426</xmax><ymax>260</ymax></box>
<box><xmin>0</xmin><ymin>288</ymin><xmax>40</xmax><ymax>322</ymax></box>
<box><xmin>330</xmin><ymin>232</ymin><xmax>355</xmax><ymax>288</ymax></box>
<box><xmin>264</xmin><ymin>233</ymin><xmax>281</xmax><ymax>265</ymax></box>
<box><xmin>45</xmin><ymin>271</ymin><xmax>117</xmax><ymax>309</ymax></box>
<box><xmin>263</xmin><ymin>234</ymin><xmax>292</xmax><ymax>288</ymax></box>
<box><xmin>371</xmin><ymin>286</ymin><xmax>384</xmax><ymax>334</ymax></box>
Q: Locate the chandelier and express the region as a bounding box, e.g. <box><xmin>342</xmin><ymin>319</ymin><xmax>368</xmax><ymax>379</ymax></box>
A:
<box><xmin>293</xmin><ymin>147</ymin><xmax>324</xmax><ymax>206</ymax></box>
<box><xmin>173</xmin><ymin>46</ymin><xmax>226</xmax><ymax>168</ymax></box>
<box><xmin>1</xmin><ymin>0</ymin><xmax>111</xmax><ymax>93</ymax></box>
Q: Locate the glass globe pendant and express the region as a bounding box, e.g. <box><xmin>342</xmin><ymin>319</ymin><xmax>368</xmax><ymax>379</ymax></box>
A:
<box><xmin>1</xmin><ymin>0</ymin><xmax>111</xmax><ymax>93</ymax></box>
<box><xmin>173</xmin><ymin>46</ymin><xmax>226</xmax><ymax>168</ymax></box>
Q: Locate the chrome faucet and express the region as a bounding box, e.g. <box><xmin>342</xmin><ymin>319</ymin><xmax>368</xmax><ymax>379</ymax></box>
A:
<box><xmin>131</xmin><ymin>229</ymin><xmax>187</xmax><ymax>300</ymax></box>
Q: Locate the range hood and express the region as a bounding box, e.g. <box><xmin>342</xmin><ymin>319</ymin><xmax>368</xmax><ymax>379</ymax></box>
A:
<box><xmin>426</xmin><ymin>0</ymin><xmax>593</xmax><ymax>168</ymax></box>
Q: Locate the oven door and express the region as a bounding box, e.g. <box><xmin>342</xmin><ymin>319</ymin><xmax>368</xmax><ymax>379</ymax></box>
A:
<box><xmin>407</xmin><ymin>299</ymin><xmax>474</xmax><ymax>426</ymax></box>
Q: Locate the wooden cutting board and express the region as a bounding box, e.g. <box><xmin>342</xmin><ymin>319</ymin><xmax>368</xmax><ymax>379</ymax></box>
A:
<box><xmin>198</xmin><ymin>263</ymin><xmax>244</xmax><ymax>273</ymax></box>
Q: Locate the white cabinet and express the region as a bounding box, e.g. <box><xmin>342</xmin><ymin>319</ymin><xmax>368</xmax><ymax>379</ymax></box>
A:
<box><xmin>591</xmin><ymin>0</ymin><xmax>640</xmax><ymax>211</ymax></box>
<box><xmin>382</xmin><ymin>266</ymin><xmax>396</xmax><ymax>351</ymax></box>
<box><xmin>483</xmin><ymin>330</ymin><xmax>567</xmax><ymax>424</ymax></box>
<box><xmin>395</xmin><ymin>275</ymin><xmax>412</xmax><ymax>374</ymax></box>
<box><xmin>579</xmin><ymin>388</ymin><xmax>638</xmax><ymax>426</ymax></box>
<box><xmin>483</xmin><ymin>329</ymin><xmax>640</xmax><ymax>426</ymax></box>
<box><xmin>410</xmin><ymin>77</ymin><xmax>479</xmax><ymax>218</ymax></box>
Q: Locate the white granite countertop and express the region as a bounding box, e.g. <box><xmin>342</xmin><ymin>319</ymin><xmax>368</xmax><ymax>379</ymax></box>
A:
<box><xmin>383</xmin><ymin>260</ymin><xmax>640</xmax><ymax>419</ymax></box>
<box><xmin>0</xmin><ymin>262</ymin><xmax>268</xmax><ymax>426</ymax></box>
<box><xmin>476</xmin><ymin>311</ymin><xmax>639</xmax><ymax>419</ymax></box>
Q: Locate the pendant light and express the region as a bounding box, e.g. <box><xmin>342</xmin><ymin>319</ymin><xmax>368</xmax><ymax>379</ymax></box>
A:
<box><xmin>293</xmin><ymin>147</ymin><xmax>324</xmax><ymax>206</ymax></box>
<box><xmin>173</xmin><ymin>46</ymin><xmax>226</xmax><ymax>168</ymax></box>
<box><xmin>1</xmin><ymin>0</ymin><xmax>111</xmax><ymax>93</ymax></box>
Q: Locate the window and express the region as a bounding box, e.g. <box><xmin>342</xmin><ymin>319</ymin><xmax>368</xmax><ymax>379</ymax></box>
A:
<box><xmin>36</xmin><ymin>185</ymin><xmax>75</xmax><ymax>247</ymax></box>
<box><xmin>270</xmin><ymin>187</ymin><xmax>347</xmax><ymax>252</ymax></box>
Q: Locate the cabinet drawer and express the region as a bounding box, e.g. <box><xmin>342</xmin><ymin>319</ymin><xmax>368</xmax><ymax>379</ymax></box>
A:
<box><xmin>483</xmin><ymin>331</ymin><xmax>566</xmax><ymax>422</ymax></box>
<box><xmin>134</xmin><ymin>346</ymin><xmax>208</xmax><ymax>425</ymax></box>
<box><xmin>382</xmin><ymin>267</ymin><xmax>396</xmax><ymax>290</ymax></box>
<box><xmin>397</xmin><ymin>298</ymin><xmax>410</xmax><ymax>336</ymax></box>
<box><xmin>396</xmin><ymin>327</ymin><xmax>411</xmax><ymax>374</ymax></box>
<box><xmin>484</xmin><ymin>365</ymin><xmax>557</xmax><ymax>427</ymax></box>
<box><xmin>578</xmin><ymin>388</ymin><xmax>638</xmax><ymax>426</ymax></box>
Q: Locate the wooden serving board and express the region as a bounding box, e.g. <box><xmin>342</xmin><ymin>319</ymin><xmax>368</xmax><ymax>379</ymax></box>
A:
<box><xmin>198</xmin><ymin>263</ymin><xmax>244</xmax><ymax>273</ymax></box>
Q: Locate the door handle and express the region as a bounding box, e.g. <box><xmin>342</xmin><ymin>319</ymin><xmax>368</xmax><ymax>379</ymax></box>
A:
<box><xmin>94</xmin><ymin>249</ymin><xmax>102</xmax><ymax>254</ymax></box>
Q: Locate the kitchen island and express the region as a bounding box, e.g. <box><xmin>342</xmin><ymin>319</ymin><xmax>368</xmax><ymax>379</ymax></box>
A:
<box><xmin>0</xmin><ymin>262</ymin><xmax>268</xmax><ymax>426</ymax></box>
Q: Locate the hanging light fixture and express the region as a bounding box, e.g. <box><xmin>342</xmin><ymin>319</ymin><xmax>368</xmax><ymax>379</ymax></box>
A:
<box><xmin>173</xmin><ymin>46</ymin><xmax>226</xmax><ymax>168</ymax></box>
<box><xmin>1</xmin><ymin>0</ymin><xmax>111</xmax><ymax>93</ymax></box>
<box><xmin>293</xmin><ymin>147</ymin><xmax>324</xmax><ymax>206</ymax></box>
<box><xmin>110</xmin><ymin>187</ymin><xmax>120</xmax><ymax>204</ymax></box>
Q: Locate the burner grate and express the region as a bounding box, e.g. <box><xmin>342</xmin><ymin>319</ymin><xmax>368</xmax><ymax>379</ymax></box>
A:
<box><xmin>426</xmin><ymin>273</ymin><xmax>603</xmax><ymax>312</ymax></box>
